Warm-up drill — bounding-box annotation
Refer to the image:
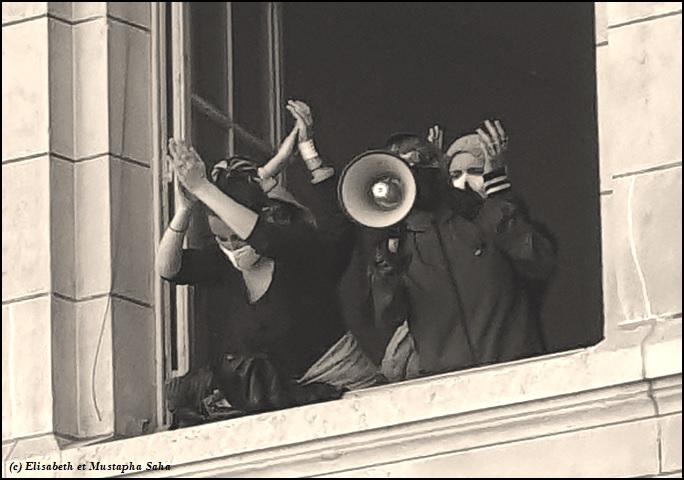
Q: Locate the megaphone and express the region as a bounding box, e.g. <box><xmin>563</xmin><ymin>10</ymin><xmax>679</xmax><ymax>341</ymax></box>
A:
<box><xmin>338</xmin><ymin>151</ymin><xmax>417</xmax><ymax>228</ymax></box>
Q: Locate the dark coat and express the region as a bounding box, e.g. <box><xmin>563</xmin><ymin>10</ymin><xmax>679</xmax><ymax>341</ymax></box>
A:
<box><xmin>163</xmin><ymin>176</ymin><xmax>354</xmax><ymax>378</ymax></box>
<box><xmin>370</xmin><ymin>188</ymin><xmax>557</xmax><ymax>375</ymax></box>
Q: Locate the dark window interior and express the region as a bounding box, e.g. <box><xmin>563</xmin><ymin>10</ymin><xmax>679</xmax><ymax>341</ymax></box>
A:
<box><xmin>282</xmin><ymin>2</ymin><xmax>603</xmax><ymax>358</ymax></box>
<box><xmin>168</xmin><ymin>2</ymin><xmax>603</xmax><ymax>377</ymax></box>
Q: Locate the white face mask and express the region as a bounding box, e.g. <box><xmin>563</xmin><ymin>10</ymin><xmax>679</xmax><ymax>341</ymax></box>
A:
<box><xmin>451</xmin><ymin>173</ymin><xmax>486</xmax><ymax>198</ymax></box>
<box><xmin>449</xmin><ymin>151</ymin><xmax>487</xmax><ymax>199</ymax></box>
<box><xmin>220</xmin><ymin>244</ymin><xmax>261</xmax><ymax>271</ymax></box>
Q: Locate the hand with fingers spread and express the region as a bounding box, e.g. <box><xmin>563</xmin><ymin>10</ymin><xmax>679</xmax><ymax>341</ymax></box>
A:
<box><xmin>476</xmin><ymin>119</ymin><xmax>509</xmax><ymax>174</ymax></box>
<box><xmin>168</xmin><ymin>138</ymin><xmax>209</xmax><ymax>195</ymax></box>
<box><xmin>427</xmin><ymin>125</ymin><xmax>445</xmax><ymax>151</ymax></box>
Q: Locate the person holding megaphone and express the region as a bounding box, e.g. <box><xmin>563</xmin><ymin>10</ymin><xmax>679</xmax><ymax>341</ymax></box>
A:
<box><xmin>343</xmin><ymin>120</ymin><xmax>557</xmax><ymax>380</ymax></box>
<box><xmin>157</xmin><ymin>100</ymin><xmax>378</xmax><ymax>425</ymax></box>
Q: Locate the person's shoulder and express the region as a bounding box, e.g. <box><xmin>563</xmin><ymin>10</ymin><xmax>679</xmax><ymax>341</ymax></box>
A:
<box><xmin>262</xmin><ymin>199</ymin><xmax>311</xmax><ymax>227</ymax></box>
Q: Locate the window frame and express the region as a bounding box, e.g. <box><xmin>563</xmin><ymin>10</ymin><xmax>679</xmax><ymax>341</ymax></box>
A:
<box><xmin>3</xmin><ymin>4</ymin><xmax>671</xmax><ymax>468</ymax></box>
<box><xmin>155</xmin><ymin>2</ymin><xmax>286</xmax><ymax>400</ymax></box>
<box><xmin>146</xmin><ymin>1</ymin><xmax>668</xmax><ymax>440</ymax></box>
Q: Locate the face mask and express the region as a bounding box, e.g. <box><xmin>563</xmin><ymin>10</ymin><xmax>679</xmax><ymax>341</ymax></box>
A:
<box><xmin>448</xmin><ymin>150</ymin><xmax>487</xmax><ymax>199</ymax></box>
<box><xmin>451</xmin><ymin>173</ymin><xmax>486</xmax><ymax>199</ymax></box>
<box><xmin>220</xmin><ymin>244</ymin><xmax>261</xmax><ymax>271</ymax></box>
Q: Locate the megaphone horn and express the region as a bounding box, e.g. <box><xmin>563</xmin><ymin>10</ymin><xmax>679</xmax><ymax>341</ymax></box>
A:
<box><xmin>338</xmin><ymin>151</ymin><xmax>417</xmax><ymax>228</ymax></box>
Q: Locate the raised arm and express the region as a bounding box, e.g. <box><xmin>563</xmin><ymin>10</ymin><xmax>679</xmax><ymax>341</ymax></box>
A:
<box><xmin>287</xmin><ymin>100</ymin><xmax>355</xmax><ymax>273</ymax></box>
<box><xmin>287</xmin><ymin>100</ymin><xmax>350</xmax><ymax>232</ymax></box>
<box><xmin>168</xmin><ymin>138</ymin><xmax>259</xmax><ymax>241</ymax></box>
<box><xmin>156</xmin><ymin>144</ymin><xmax>199</xmax><ymax>279</ymax></box>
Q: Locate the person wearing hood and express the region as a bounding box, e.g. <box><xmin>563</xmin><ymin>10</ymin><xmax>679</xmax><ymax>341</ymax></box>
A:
<box><xmin>157</xmin><ymin>101</ymin><xmax>378</xmax><ymax>424</ymax></box>
<box><xmin>371</xmin><ymin>120</ymin><xmax>557</xmax><ymax>381</ymax></box>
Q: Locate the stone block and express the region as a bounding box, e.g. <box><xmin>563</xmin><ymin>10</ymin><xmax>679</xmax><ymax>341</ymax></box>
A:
<box><xmin>2</xmin><ymin>17</ymin><xmax>50</xmax><ymax>161</ymax></box>
<box><xmin>602</xmin><ymin>15</ymin><xmax>682</xmax><ymax>177</ymax></box>
<box><xmin>2</xmin><ymin>2</ymin><xmax>47</xmax><ymax>24</ymax></box>
<box><xmin>660</xmin><ymin>413</ymin><xmax>683</xmax><ymax>474</ymax></box>
<box><xmin>73</xmin><ymin>157</ymin><xmax>111</xmax><ymax>298</ymax></box>
<box><xmin>2</xmin><ymin>156</ymin><xmax>51</xmax><ymax>302</ymax></box>
<box><xmin>595</xmin><ymin>2</ymin><xmax>608</xmax><ymax>45</ymax></box>
<box><xmin>328</xmin><ymin>418</ymin><xmax>660</xmax><ymax>478</ymax></box>
<box><xmin>70</xmin><ymin>2</ymin><xmax>107</xmax><ymax>22</ymax></box>
<box><xmin>72</xmin><ymin>18</ymin><xmax>109</xmax><ymax>159</ymax></box>
<box><xmin>51</xmin><ymin>296</ymin><xmax>78</xmax><ymax>437</ymax></box>
<box><xmin>1</xmin><ymin>296</ymin><xmax>53</xmax><ymax>440</ymax></box>
<box><xmin>108</xmin><ymin>3</ymin><xmax>150</xmax><ymax>29</ymax></box>
<box><xmin>607</xmin><ymin>3</ymin><xmax>682</xmax><ymax>27</ymax></box>
<box><xmin>48</xmin><ymin>17</ymin><xmax>74</xmax><ymax>159</ymax></box>
<box><xmin>50</xmin><ymin>157</ymin><xmax>75</xmax><ymax>298</ymax></box>
<box><xmin>110</xmin><ymin>157</ymin><xmax>154</xmax><ymax>306</ymax></box>
<box><xmin>107</xmin><ymin>20</ymin><xmax>152</xmax><ymax>165</ymax></box>
<box><xmin>610</xmin><ymin>168</ymin><xmax>682</xmax><ymax>324</ymax></box>
<box><xmin>111</xmin><ymin>297</ymin><xmax>157</xmax><ymax>436</ymax></box>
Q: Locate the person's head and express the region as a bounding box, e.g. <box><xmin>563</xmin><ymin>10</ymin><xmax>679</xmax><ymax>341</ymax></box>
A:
<box><xmin>445</xmin><ymin>134</ymin><xmax>487</xmax><ymax>198</ymax></box>
<box><xmin>441</xmin><ymin>133</ymin><xmax>488</xmax><ymax>220</ymax></box>
<box><xmin>385</xmin><ymin>133</ymin><xmax>443</xmax><ymax>168</ymax></box>
<box><xmin>385</xmin><ymin>133</ymin><xmax>447</xmax><ymax>211</ymax></box>
<box><xmin>208</xmin><ymin>157</ymin><xmax>269</xmax><ymax>270</ymax></box>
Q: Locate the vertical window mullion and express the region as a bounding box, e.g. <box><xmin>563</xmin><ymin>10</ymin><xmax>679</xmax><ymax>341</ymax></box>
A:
<box><xmin>267</xmin><ymin>2</ymin><xmax>284</xmax><ymax>149</ymax></box>
<box><xmin>170</xmin><ymin>1</ymin><xmax>192</xmax><ymax>379</ymax></box>
<box><xmin>151</xmin><ymin>1</ymin><xmax>171</xmax><ymax>430</ymax></box>
<box><xmin>227</xmin><ymin>2</ymin><xmax>235</xmax><ymax>157</ymax></box>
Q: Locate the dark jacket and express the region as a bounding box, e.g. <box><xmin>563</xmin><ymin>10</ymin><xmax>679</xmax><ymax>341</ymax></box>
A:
<box><xmin>370</xmin><ymin>182</ymin><xmax>556</xmax><ymax>375</ymax></box>
<box><xmin>163</xmin><ymin>176</ymin><xmax>354</xmax><ymax>416</ymax></box>
<box><xmin>163</xmin><ymin>175</ymin><xmax>353</xmax><ymax>378</ymax></box>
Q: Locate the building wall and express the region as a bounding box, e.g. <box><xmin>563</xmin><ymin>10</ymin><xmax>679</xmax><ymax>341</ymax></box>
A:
<box><xmin>2</xmin><ymin>2</ymin><xmax>158</xmax><ymax>450</ymax></box>
<box><xmin>2</xmin><ymin>2</ymin><xmax>682</xmax><ymax>477</ymax></box>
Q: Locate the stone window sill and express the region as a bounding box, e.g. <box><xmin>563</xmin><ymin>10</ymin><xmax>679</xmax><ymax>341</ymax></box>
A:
<box><xmin>5</xmin><ymin>342</ymin><xmax>681</xmax><ymax>477</ymax></box>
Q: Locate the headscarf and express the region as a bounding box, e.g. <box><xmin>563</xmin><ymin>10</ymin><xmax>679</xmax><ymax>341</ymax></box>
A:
<box><xmin>212</xmin><ymin>157</ymin><xmax>316</xmax><ymax>226</ymax></box>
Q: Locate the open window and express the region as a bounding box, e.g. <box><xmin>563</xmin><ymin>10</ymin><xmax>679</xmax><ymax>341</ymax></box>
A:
<box><xmin>161</xmin><ymin>2</ymin><xmax>284</xmax><ymax>380</ymax></box>
<box><xmin>281</xmin><ymin>2</ymin><xmax>603</xmax><ymax>357</ymax></box>
<box><xmin>157</xmin><ymin>2</ymin><xmax>602</xmax><ymax>425</ymax></box>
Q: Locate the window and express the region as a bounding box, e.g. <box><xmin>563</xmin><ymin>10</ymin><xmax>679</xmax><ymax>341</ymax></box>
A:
<box><xmin>157</xmin><ymin>2</ymin><xmax>602</xmax><ymax>427</ymax></box>
<box><xmin>282</xmin><ymin>2</ymin><xmax>603</xmax><ymax>355</ymax></box>
<box><xmin>161</xmin><ymin>2</ymin><xmax>284</xmax><ymax>383</ymax></box>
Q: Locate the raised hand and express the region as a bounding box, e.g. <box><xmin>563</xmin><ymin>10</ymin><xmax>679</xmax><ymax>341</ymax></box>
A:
<box><xmin>427</xmin><ymin>124</ymin><xmax>444</xmax><ymax>151</ymax></box>
<box><xmin>286</xmin><ymin>100</ymin><xmax>314</xmax><ymax>142</ymax></box>
<box><xmin>168</xmin><ymin>138</ymin><xmax>209</xmax><ymax>194</ymax></box>
<box><xmin>476</xmin><ymin>120</ymin><xmax>508</xmax><ymax>174</ymax></box>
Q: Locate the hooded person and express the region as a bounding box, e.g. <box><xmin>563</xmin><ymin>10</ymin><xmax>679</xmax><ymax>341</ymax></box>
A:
<box><xmin>370</xmin><ymin>120</ymin><xmax>558</xmax><ymax>380</ymax></box>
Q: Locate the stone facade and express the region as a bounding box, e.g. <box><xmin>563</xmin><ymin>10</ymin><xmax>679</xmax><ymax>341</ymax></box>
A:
<box><xmin>2</xmin><ymin>2</ymin><xmax>681</xmax><ymax>477</ymax></box>
<box><xmin>2</xmin><ymin>1</ymin><xmax>157</xmax><ymax>448</ymax></box>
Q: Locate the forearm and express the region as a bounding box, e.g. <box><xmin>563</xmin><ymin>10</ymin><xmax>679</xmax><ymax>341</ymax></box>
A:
<box><xmin>193</xmin><ymin>181</ymin><xmax>259</xmax><ymax>240</ymax></box>
<box><xmin>157</xmin><ymin>206</ymin><xmax>193</xmax><ymax>278</ymax></box>
<box><xmin>298</xmin><ymin>139</ymin><xmax>334</xmax><ymax>185</ymax></box>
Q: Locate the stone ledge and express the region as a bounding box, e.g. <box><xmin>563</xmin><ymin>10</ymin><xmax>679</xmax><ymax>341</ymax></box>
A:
<box><xmin>316</xmin><ymin>417</ymin><xmax>665</xmax><ymax>478</ymax></box>
<box><xmin>2</xmin><ymin>345</ymin><xmax>681</xmax><ymax>477</ymax></box>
